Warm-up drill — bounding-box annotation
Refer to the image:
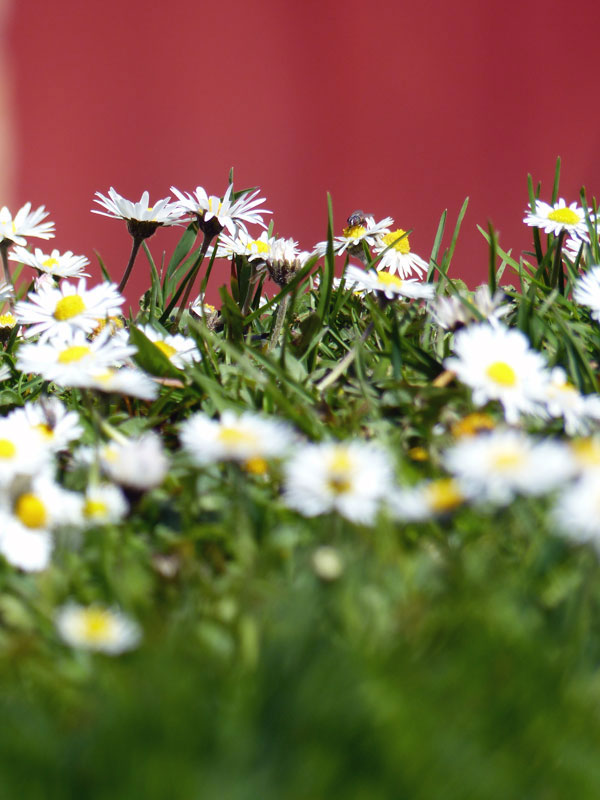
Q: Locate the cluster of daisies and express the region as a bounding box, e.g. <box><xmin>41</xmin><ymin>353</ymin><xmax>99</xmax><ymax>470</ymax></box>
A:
<box><xmin>0</xmin><ymin>185</ymin><xmax>599</xmax><ymax>657</ymax></box>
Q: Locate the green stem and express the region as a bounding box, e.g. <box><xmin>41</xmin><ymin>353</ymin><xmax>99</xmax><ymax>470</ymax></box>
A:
<box><xmin>0</xmin><ymin>242</ymin><xmax>11</xmax><ymax>290</ymax></box>
<box><xmin>266</xmin><ymin>293</ymin><xmax>290</xmax><ymax>353</ymax></box>
<box><xmin>316</xmin><ymin>321</ymin><xmax>374</xmax><ymax>392</ymax></box>
<box><xmin>174</xmin><ymin>233</ymin><xmax>213</xmax><ymax>328</ymax></box>
<box><xmin>550</xmin><ymin>229</ymin><xmax>566</xmax><ymax>291</ymax></box>
<box><xmin>118</xmin><ymin>235</ymin><xmax>144</xmax><ymax>294</ymax></box>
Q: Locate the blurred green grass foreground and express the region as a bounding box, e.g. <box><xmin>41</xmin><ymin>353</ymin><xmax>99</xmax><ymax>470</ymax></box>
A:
<box><xmin>2</xmin><ymin>162</ymin><xmax>600</xmax><ymax>797</ymax></box>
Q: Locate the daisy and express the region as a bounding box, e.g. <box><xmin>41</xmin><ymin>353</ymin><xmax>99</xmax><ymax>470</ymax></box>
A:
<box><xmin>372</xmin><ymin>229</ymin><xmax>429</xmax><ymax>278</ymax></box>
<box><xmin>542</xmin><ymin>367</ymin><xmax>600</xmax><ymax>436</ymax></box>
<box><xmin>98</xmin><ymin>431</ymin><xmax>168</xmax><ymax>490</ymax></box>
<box><xmin>573</xmin><ymin>265</ymin><xmax>600</xmax><ymax>322</ymax></box>
<box><xmin>15</xmin><ymin>278</ymin><xmax>124</xmax><ymax>341</ymax></box>
<box><xmin>314</xmin><ymin>213</ymin><xmax>393</xmax><ymax>257</ymax></box>
<box><xmin>170</xmin><ymin>183</ymin><xmax>270</xmax><ymax>237</ymax></box>
<box><xmin>84</xmin><ymin>367</ymin><xmax>158</xmax><ymax>400</ymax></box>
<box><xmin>444</xmin><ymin>322</ymin><xmax>550</xmax><ymax>424</ymax></box>
<box><xmin>0</xmin><ymin>203</ymin><xmax>55</xmax><ymax>247</ymax></box>
<box><xmin>389</xmin><ymin>477</ymin><xmax>466</xmax><ymax>520</ymax></box>
<box><xmin>139</xmin><ymin>324</ymin><xmax>201</xmax><ymax>369</ymax></box>
<box><xmin>55</xmin><ymin>604</ymin><xmax>141</xmax><ymax>654</ymax></box>
<box><xmin>0</xmin><ymin>517</ymin><xmax>52</xmax><ymax>571</ymax></box>
<box><xmin>9</xmin><ymin>246</ymin><xmax>90</xmax><ymax>279</ymax></box>
<box><xmin>524</xmin><ymin>197</ymin><xmax>591</xmax><ymax>240</ymax></box>
<box><xmin>264</xmin><ymin>238</ymin><xmax>313</xmax><ymax>287</ymax></box>
<box><xmin>282</xmin><ymin>440</ymin><xmax>393</xmax><ymax>525</ymax></box>
<box><xmin>211</xmin><ymin>229</ymin><xmax>275</xmax><ymax>262</ymax></box>
<box><xmin>1</xmin><ymin>473</ymin><xmax>83</xmax><ymax>531</ymax></box>
<box><xmin>0</xmin><ymin>415</ymin><xmax>52</xmax><ymax>485</ymax></box>
<box><xmin>92</xmin><ymin>188</ymin><xmax>184</xmax><ymax>231</ymax></box>
<box><xmin>567</xmin><ymin>437</ymin><xmax>600</xmax><ymax>477</ymax></box>
<box><xmin>180</xmin><ymin>410</ymin><xmax>294</xmax><ymax>470</ymax></box>
<box><xmin>10</xmin><ymin>396</ymin><xmax>83</xmax><ymax>452</ymax></box>
<box><xmin>429</xmin><ymin>285</ymin><xmax>512</xmax><ymax>331</ymax></box>
<box><xmin>345</xmin><ymin>265</ymin><xmax>435</xmax><ymax>301</ymax></box>
<box><xmin>443</xmin><ymin>429</ymin><xmax>573</xmax><ymax>504</ymax></box>
<box><xmin>16</xmin><ymin>329</ymin><xmax>135</xmax><ymax>387</ymax></box>
<box><xmin>553</xmin><ymin>473</ymin><xmax>600</xmax><ymax>548</ymax></box>
<box><xmin>81</xmin><ymin>484</ymin><xmax>128</xmax><ymax>527</ymax></box>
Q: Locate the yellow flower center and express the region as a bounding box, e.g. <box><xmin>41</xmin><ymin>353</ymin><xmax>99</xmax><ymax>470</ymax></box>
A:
<box><xmin>15</xmin><ymin>493</ymin><xmax>47</xmax><ymax>529</ymax></box>
<box><xmin>425</xmin><ymin>478</ymin><xmax>464</xmax><ymax>513</ymax></box>
<box><xmin>153</xmin><ymin>340</ymin><xmax>177</xmax><ymax>360</ymax></box>
<box><xmin>84</xmin><ymin>499</ymin><xmax>109</xmax><ymax>519</ymax></box>
<box><xmin>342</xmin><ymin>224</ymin><xmax>366</xmax><ymax>240</ymax></box>
<box><xmin>381</xmin><ymin>229</ymin><xmax>411</xmax><ymax>254</ymax></box>
<box><xmin>93</xmin><ymin>316</ymin><xmax>124</xmax><ymax>338</ymax></box>
<box><xmin>250</xmin><ymin>240</ymin><xmax>270</xmax><ymax>255</ymax></box>
<box><xmin>57</xmin><ymin>345</ymin><xmax>91</xmax><ymax>364</ymax></box>
<box><xmin>486</xmin><ymin>361</ymin><xmax>517</xmax><ymax>387</ymax></box>
<box><xmin>42</xmin><ymin>257</ymin><xmax>59</xmax><ymax>270</ymax></box>
<box><xmin>491</xmin><ymin>447</ymin><xmax>523</xmax><ymax>471</ymax></box>
<box><xmin>0</xmin><ymin>438</ymin><xmax>16</xmax><ymax>458</ymax></box>
<box><xmin>0</xmin><ymin>313</ymin><xmax>16</xmax><ymax>327</ymax></box>
<box><xmin>54</xmin><ymin>294</ymin><xmax>86</xmax><ymax>321</ymax></box>
<box><xmin>451</xmin><ymin>412</ymin><xmax>496</xmax><ymax>438</ymax></box>
<box><xmin>571</xmin><ymin>438</ymin><xmax>600</xmax><ymax>467</ymax></box>
<box><xmin>79</xmin><ymin>609</ymin><xmax>114</xmax><ymax>642</ymax></box>
<box><xmin>35</xmin><ymin>423</ymin><xmax>54</xmax><ymax>440</ymax></box>
<box><xmin>326</xmin><ymin>448</ymin><xmax>353</xmax><ymax>494</ymax></box>
<box><xmin>217</xmin><ymin>426</ymin><xmax>259</xmax><ymax>450</ymax></box>
<box><xmin>244</xmin><ymin>457</ymin><xmax>268</xmax><ymax>475</ymax></box>
<box><xmin>377</xmin><ymin>271</ymin><xmax>403</xmax><ymax>289</ymax></box>
<box><xmin>547</xmin><ymin>208</ymin><xmax>580</xmax><ymax>226</ymax></box>
<box><xmin>407</xmin><ymin>446</ymin><xmax>428</xmax><ymax>461</ymax></box>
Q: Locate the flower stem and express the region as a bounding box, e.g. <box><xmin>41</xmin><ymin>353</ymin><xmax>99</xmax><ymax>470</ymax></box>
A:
<box><xmin>0</xmin><ymin>242</ymin><xmax>11</xmax><ymax>287</ymax></box>
<box><xmin>266</xmin><ymin>293</ymin><xmax>290</xmax><ymax>353</ymax></box>
<box><xmin>174</xmin><ymin>234</ymin><xmax>213</xmax><ymax>328</ymax></box>
<box><xmin>118</xmin><ymin>235</ymin><xmax>144</xmax><ymax>294</ymax></box>
<box><xmin>550</xmin><ymin>229</ymin><xmax>567</xmax><ymax>291</ymax></box>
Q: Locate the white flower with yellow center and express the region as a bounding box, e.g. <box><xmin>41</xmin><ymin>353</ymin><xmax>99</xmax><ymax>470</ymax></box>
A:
<box><xmin>0</xmin><ymin>203</ymin><xmax>55</xmax><ymax>247</ymax></box>
<box><xmin>2</xmin><ymin>473</ymin><xmax>83</xmax><ymax>531</ymax></box>
<box><xmin>140</xmin><ymin>325</ymin><xmax>201</xmax><ymax>370</ymax></box>
<box><xmin>372</xmin><ymin>228</ymin><xmax>429</xmax><ymax>279</ymax></box>
<box><xmin>315</xmin><ymin>214</ymin><xmax>393</xmax><ymax>257</ymax></box>
<box><xmin>170</xmin><ymin>184</ymin><xmax>270</xmax><ymax>236</ymax></box>
<box><xmin>429</xmin><ymin>286</ymin><xmax>511</xmax><ymax>331</ymax></box>
<box><xmin>389</xmin><ymin>477</ymin><xmax>466</xmax><ymax>520</ymax></box>
<box><xmin>180</xmin><ymin>410</ymin><xmax>294</xmax><ymax>470</ymax></box>
<box><xmin>92</xmin><ymin>188</ymin><xmax>184</xmax><ymax>227</ymax></box>
<box><xmin>0</xmin><ymin>517</ymin><xmax>52</xmax><ymax>571</ymax></box>
<box><xmin>444</xmin><ymin>323</ymin><xmax>550</xmax><ymax>424</ymax></box>
<box><xmin>211</xmin><ymin>229</ymin><xmax>275</xmax><ymax>262</ymax></box>
<box><xmin>85</xmin><ymin>367</ymin><xmax>158</xmax><ymax>400</ymax></box>
<box><xmin>0</xmin><ymin>416</ymin><xmax>51</xmax><ymax>486</ymax></box>
<box><xmin>98</xmin><ymin>432</ymin><xmax>168</xmax><ymax>490</ymax></box>
<box><xmin>573</xmin><ymin>265</ymin><xmax>600</xmax><ymax>322</ymax></box>
<box><xmin>9</xmin><ymin>246</ymin><xmax>90</xmax><ymax>278</ymax></box>
<box><xmin>567</xmin><ymin>437</ymin><xmax>600</xmax><ymax>477</ymax></box>
<box><xmin>542</xmin><ymin>367</ymin><xmax>600</xmax><ymax>436</ymax></box>
<box><xmin>524</xmin><ymin>197</ymin><xmax>591</xmax><ymax>239</ymax></box>
<box><xmin>443</xmin><ymin>429</ymin><xmax>573</xmax><ymax>504</ymax></box>
<box><xmin>16</xmin><ymin>329</ymin><xmax>135</xmax><ymax>387</ymax></box>
<box><xmin>553</xmin><ymin>473</ymin><xmax>600</xmax><ymax>548</ymax></box>
<box><xmin>345</xmin><ymin>265</ymin><xmax>435</xmax><ymax>301</ymax></box>
<box><xmin>10</xmin><ymin>396</ymin><xmax>83</xmax><ymax>452</ymax></box>
<box><xmin>282</xmin><ymin>441</ymin><xmax>393</xmax><ymax>524</ymax></box>
<box><xmin>82</xmin><ymin>484</ymin><xmax>128</xmax><ymax>527</ymax></box>
<box><xmin>15</xmin><ymin>278</ymin><xmax>125</xmax><ymax>341</ymax></box>
<box><xmin>55</xmin><ymin>604</ymin><xmax>141</xmax><ymax>654</ymax></box>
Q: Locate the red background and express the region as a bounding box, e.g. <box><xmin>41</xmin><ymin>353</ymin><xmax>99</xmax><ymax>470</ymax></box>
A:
<box><xmin>5</xmin><ymin>0</ymin><xmax>600</xmax><ymax>303</ymax></box>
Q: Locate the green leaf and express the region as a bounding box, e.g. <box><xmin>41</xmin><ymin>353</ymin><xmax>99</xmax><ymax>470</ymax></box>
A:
<box><xmin>129</xmin><ymin>326</ymin><xmax>183</xmax><ymax>379</ymax></box>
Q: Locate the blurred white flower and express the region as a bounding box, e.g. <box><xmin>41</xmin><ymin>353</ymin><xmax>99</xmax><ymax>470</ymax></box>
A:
<box><xmin>10</xmin><ymin>246</ymin><xmax>90</xmax><ymax>278</ymax></box>
<box><xmin>345</xmin><ymin>265</ymin><xmax>435</xmax><ymax>301</ymax></box>
<box><xmin>99</xmin><ymin>432</ymin><xmax>168</xmax><ymax>490</ymax></box>
<box><xmin>0</xmin><ymin>203</ymin><xmax>55</xmax><ymax>247</ymax></box>
<box><xmin>55</xmin><ymin>604</ymin><xmax>141</xmax><ymax>654</ymax></box>
<box><xmin>573</xmin><ymin>265</ymin><xmax>600</xmax><ymax>322</ymax></box>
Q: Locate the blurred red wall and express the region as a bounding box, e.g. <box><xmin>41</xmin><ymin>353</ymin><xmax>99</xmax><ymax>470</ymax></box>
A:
<box><xmin>5</xmin><ymin>0</ymin><xmax>600</xmax><ymax>304</ymax></box>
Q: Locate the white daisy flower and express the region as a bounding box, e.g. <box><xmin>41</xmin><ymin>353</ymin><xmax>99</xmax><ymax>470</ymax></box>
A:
<box><xmin>9</xmin><ymin>247</ymin><xmax>90</xmax><ymax>279</ymax></box>
<box><xmin>315</xmin><ymin>213</ymin><xmax>394</xmax><ymax>257</ymax></box>
<box><xmin>139</xmin><ymin>325</ymin><xmax>201</xmax><ymax>369</ymax></box>
<box><xmin>1</xmin><ymin>473</ymin><xmax>83</xmax><ymax>532</ymax></box>
<box><xmin>264</xmin><ymin>238</ymin><xmax>313</xmax><ymax>287</ymax></box>
<box><xmin>10</xmin><ymin>396</ymin><xmax>83</xmax><ymax>452</ymax></box>
<box><xmin>345</xmin><ymin>265</ymin><xmax>435</xmax><ymax>301</ymax></box>
<box><xmin>15</xmin><ymin>278</ymin><xmax>125</xmax><ymax>341</ymax></box>
<box><xmin>0</xmin><ymin>281</ymin><xmax>13</xmax><ymax>304</ymax></box>
<box><xmin>92</xmin><ymin>188</ymin><xmax>184</xmax><ymax>228</ymax></box>
<box><xmin>0</xmin><ymin>203</ymin><xmax>55</xmax><ymax>247</ymax></box>
<box><xmin>429</xmin><ymin>285</ymin><xmax>512</xmax><ymax>331</ymax></box>
<box><xmin>99</xmin><ymin>432</ymin><xmax>168</xmax><ymax>490</ymax></box>
<box><xmin>524</xmin><ymin>197</ymin><xmax>591</xmax><ymax>240</ymax></box>
<box><xmin>443</xmin><ymin>429</ymin><xmax>573</xmax><ymax>504</ymax></box>
<box><xmin>553</xmin><ymin>472</ymin><xmax>600</xmax><ymax>549</ymax></box>
<box><xmin>82</xmin><ymin>484</ymin><xmax>128</xmax><ymax>527</ymax></box>
<box><xmin>17</xmin><ymin>329</ymin><xmax>135</xmax><ymax>387</ymax></box>
<box><xmin>0</xmin><ymin>416</ymin><xmax>52</xmax><ymax>486</ymax></box>
<box><xmin>180</xmin><ymin>410</ymin><xmax>294</xmax><ymax>470</ymax></box>
<box><xmin>542</xmin><ymin>367</ymin><xmax>600</xmax><ymax>436</ymax></box>
<box><xmin>55</xmin><ymin>604</ymin><xmax>141</xmax><ymax>654</ymax></box>
<box><xmin>84</xmin><ymin>367</ymin><xmax>159</xmax><ymax>400</ymax></box>
<box><xmin>170</xmin><ymin>184</ymin><xmax>270</xmax><ymax>236</ymax></box>
<box><xmin>372</xmin><ymin>228</ymin><xmax>429</xmax><ymax>279</ymax></box>
<box><xmin>0</xmin><ymin>516</ymin><xmax>52</xmax><ymax>571</ymax></box>
<box><xmin>282</xmin><ymin>441</ymin><xmax>393</xmax><ymax>525</ymax></box>
<box><xmin>573</xmin><ymin>265</ymin><xmax>600</xmax><ymax>322</ymax></box>
<box><xmin>211</xmin><ymin>229</ymin><xmax>275</xmax><ymax>262</ymax></box>
<box><xmin>388</xmin><ymin>477</ymin><xmax>466</xmax><ymax>520</ymax></box>
<box><xmin>567</xmin><ymin>437</ymin><xmax>600</xmax><ymax>476</ymax></box>
<box><xmin>444</xmin><ymin>323</ymin><xmax>550</xmax><ymax>424</ymax></box>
